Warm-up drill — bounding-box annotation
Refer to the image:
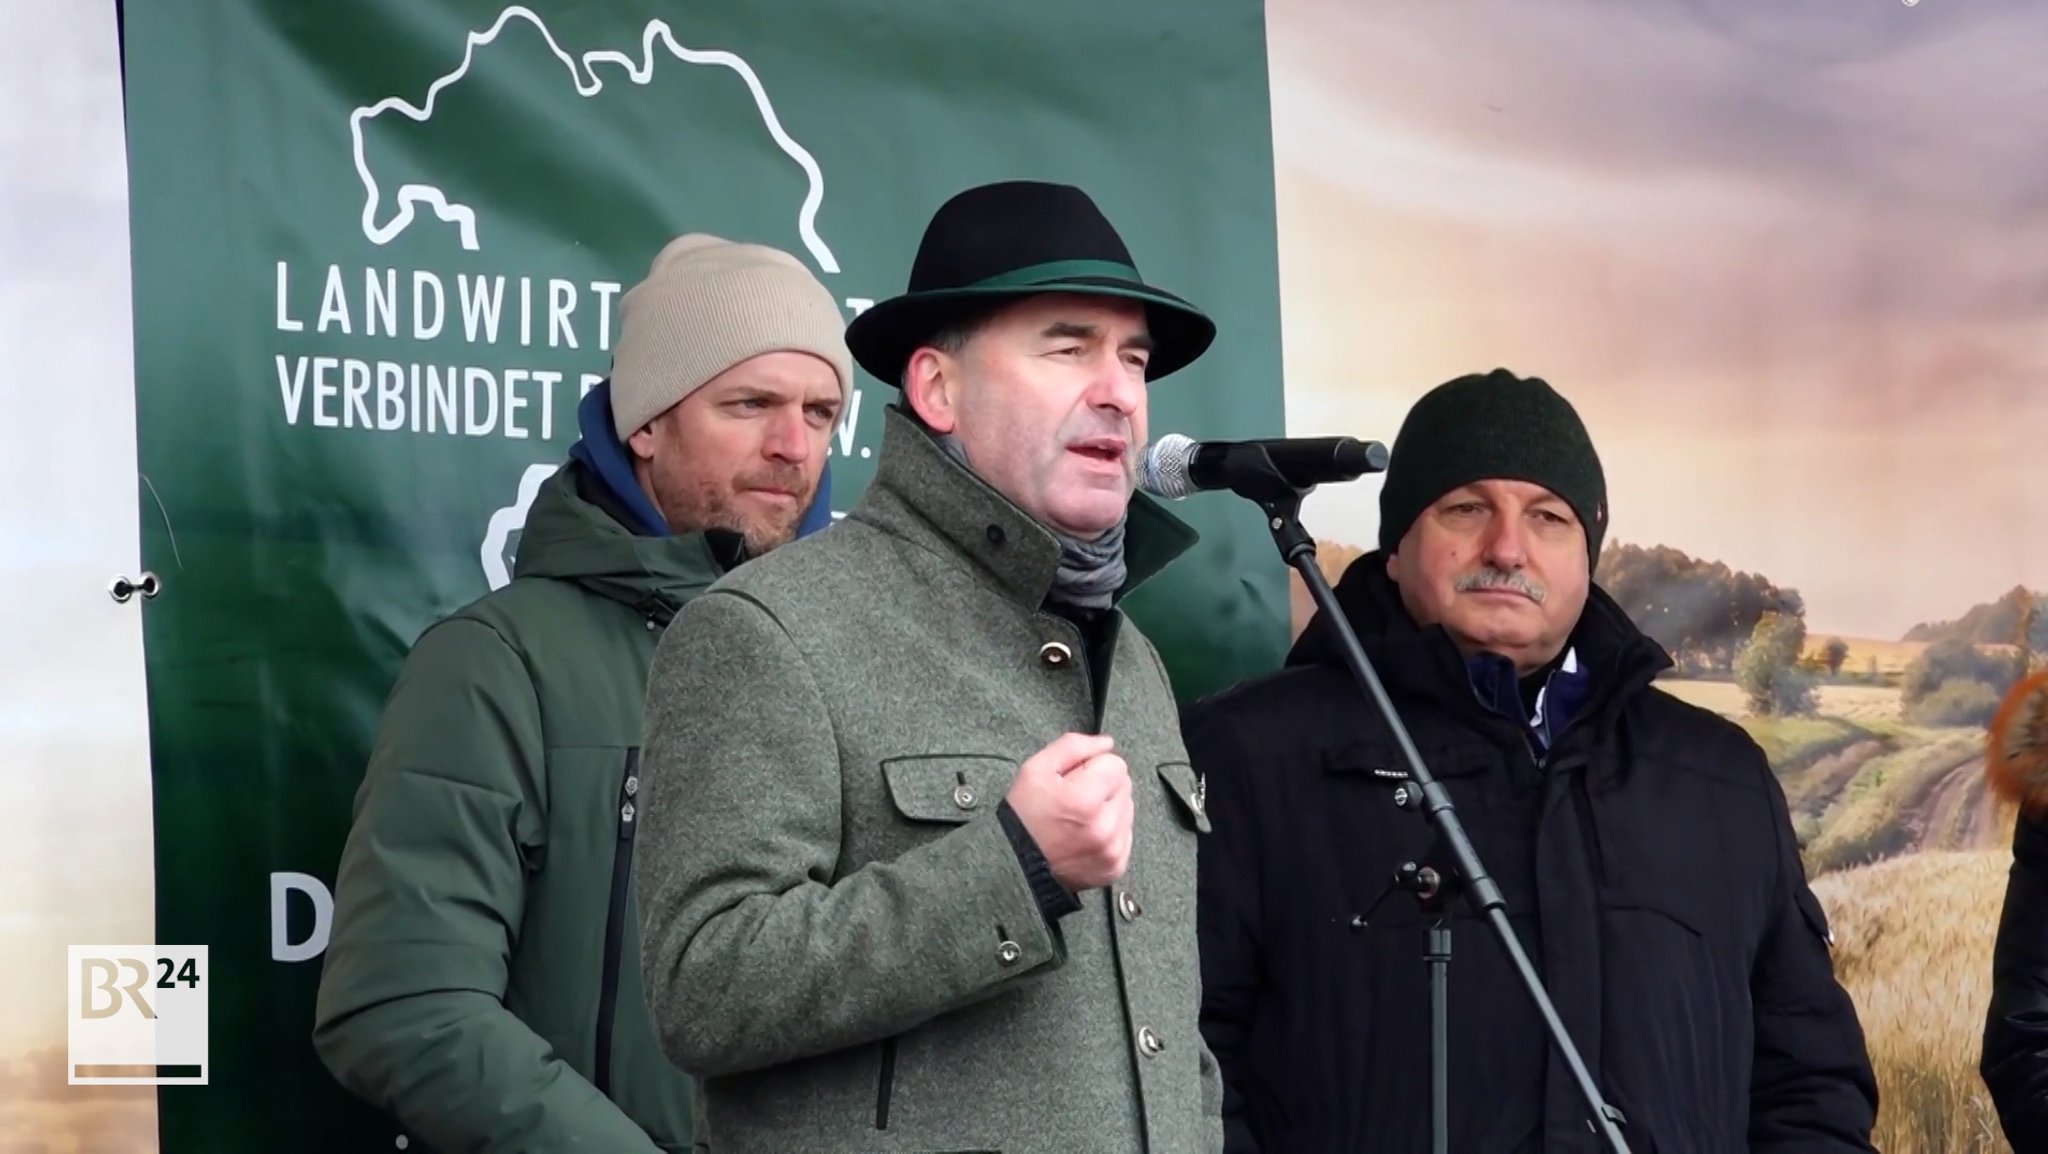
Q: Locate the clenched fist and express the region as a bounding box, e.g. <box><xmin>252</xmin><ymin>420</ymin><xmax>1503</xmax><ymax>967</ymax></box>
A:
<box><xmin>1005</xmin><ymin>732</ymin><xmax>1135</xmax><ymax>892</ymax></box>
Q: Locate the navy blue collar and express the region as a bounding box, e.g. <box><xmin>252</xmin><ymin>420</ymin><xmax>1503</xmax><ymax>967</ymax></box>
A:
<box><xmin>1466</xmin><ymin>646</ymin><xmax>1591</xmax><ymax>758</ymax></box>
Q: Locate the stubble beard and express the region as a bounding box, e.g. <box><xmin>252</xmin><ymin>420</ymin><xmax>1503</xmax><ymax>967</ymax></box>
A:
<box><xmin>651</xmin><ymin>465</ymin><xmax>810</xmax><ymax>556</ymax></box>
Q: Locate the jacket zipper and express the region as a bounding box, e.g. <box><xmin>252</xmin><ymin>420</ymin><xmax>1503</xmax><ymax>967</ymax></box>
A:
<box><xmin>875</xmin><ymin>1036</ymin><xmax>898</xmax><ymax>1129</ymax></box>
<box><xmin>594</xmin><ymin>748</ymin><xmax>640</xmax><ymax>1097</ymax></box>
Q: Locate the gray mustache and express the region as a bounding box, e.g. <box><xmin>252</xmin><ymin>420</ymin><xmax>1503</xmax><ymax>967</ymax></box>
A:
<box><xmin>1455</xmin><ymin>567</ymin><xmax>1546</xmax><ymax>604</ymax></box>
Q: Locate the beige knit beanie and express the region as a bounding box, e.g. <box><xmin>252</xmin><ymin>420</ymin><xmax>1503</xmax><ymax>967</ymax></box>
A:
<box><xmin>609</xmin><ymin>233</ymin><xmax>853</xmax><ymax>439</ymax></box>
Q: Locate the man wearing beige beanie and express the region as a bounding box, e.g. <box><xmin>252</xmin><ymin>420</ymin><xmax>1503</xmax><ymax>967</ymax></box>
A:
<box><xmin>313</xmin><ymin>233</ymin><xmax>849</xmax><ymax>1153</ymax></box>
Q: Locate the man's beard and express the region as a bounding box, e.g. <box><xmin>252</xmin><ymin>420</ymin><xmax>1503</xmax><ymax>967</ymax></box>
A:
<box><xmin>651</xmin><ymin>464</ymin><xmax>811</xmax><ymax>556</ymax></box>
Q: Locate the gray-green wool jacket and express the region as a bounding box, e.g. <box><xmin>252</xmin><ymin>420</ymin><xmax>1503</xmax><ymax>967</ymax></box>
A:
<box><xmin>314</xmin><ymin>462</ymin><xmax>718</xmax><ymax>1152</ymax></box>
<box><xmin>635</xmin><ymin>407</ymin><xmax>1223</xmax><ymax>1154</ymax></box>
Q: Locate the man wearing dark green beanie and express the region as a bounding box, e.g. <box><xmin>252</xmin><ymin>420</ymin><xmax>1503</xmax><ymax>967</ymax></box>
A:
<box><xmin>1181</xmin><ymin>369</ymin><xmax>1877</xmax><ymax>1153</ymax></box>
<box><xmin>1379</xmin><ymin>368</ymin><xmax>1609</xmax><ymax>567</ymax></box>
<box><xmin>1374</xmin><ymin>368</ymin><xmax>1609</xmax><ymax>677</ymax></box>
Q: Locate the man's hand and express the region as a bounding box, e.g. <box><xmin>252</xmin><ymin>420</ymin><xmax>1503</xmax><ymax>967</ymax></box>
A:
<box><xmin>1005</xmin><ymin>733</ymin><xmax>1134</xmax><ymax>892</ymax></box>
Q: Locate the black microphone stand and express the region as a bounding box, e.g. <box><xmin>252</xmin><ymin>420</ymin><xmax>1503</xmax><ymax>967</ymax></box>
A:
<box><xmin>1398</xmin><ymin>861</ymin><xmax>1456</xmax><ymax>1154</ymax></box>
<box><xmin>1356</xmin><ymin>857</ymin><xmax>1459</xmax><ymax>1154</ymax></box>
<box><xmin>1220</xmin><ymin>447</ymin><xmax>1631</xmax><ymax>1154</ymax></box>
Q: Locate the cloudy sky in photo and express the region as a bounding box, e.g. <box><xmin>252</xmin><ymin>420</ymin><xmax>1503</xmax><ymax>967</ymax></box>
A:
<box><xmin>1271</xmin><ymin>0</ymin><xmax>2048</xmax><ymax>638</ymax></box>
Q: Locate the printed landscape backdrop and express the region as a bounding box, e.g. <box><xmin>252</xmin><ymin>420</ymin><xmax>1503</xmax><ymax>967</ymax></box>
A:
<box><xmin>1268</xmin><ymin>0</ymin><xmax>2048</xmax><ymax>1149</ymax></box>
<box><xmin>6</xmin><ymin>0</ymin><xmax>2039</xmax><ymax>1150</ymax></box>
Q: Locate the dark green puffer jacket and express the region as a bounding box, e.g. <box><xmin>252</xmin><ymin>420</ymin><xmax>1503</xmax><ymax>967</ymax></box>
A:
<box><xmin>313</xmin><ymin>459</ymin><xmax>734</xmax><ymax>1152</ymax></box>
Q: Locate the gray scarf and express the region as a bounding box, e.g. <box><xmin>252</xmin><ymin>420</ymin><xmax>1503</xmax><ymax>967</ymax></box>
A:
<box><xmin>935</xmin><ymin>433</ymin><xmax>1127</xmax><ymax>609</ymax></box>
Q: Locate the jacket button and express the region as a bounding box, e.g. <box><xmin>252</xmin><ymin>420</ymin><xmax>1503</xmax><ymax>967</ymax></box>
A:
<box><xmin>1117</xmin><ymin>890</ymin><xmax>1142</xmax><ymax>921</ymax></box>
<box><xmin>1137</xmin><ymin>1026</ymin><xmax>1164</xmax><ymax>1056</ymax></box>
<box><xmin>1038</xmin><ymin>641</ymin><xmax>1073</xmax><ymax>668</ymax></box>
<box><xmin>952</xmin><ymin>784</ymin><xmax>977</xmax><ymax>809</ymax></box>
<box><xmin>997</xmin><ymin>940</ymin><xmax>1022</xmax><ymax>965</ymax></box>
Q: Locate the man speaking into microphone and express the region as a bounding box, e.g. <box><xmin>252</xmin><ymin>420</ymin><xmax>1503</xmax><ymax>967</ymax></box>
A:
<box><xmin>634</xmin><ymin>180</ymin><xmax>1224</xmax><ymax>1154</ymax></box>
<box><xmin>1180</xmin><ymin>369</ymin><xmax>1879</xmax><ymax>1153</ymax></box>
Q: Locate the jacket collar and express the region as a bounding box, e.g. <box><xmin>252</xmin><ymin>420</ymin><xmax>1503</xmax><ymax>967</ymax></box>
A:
<box><xmin>848</xmin><ymin>405</ymin><xmax>1198</xmax><ymax>609</ymax></box>
<box><xmin>1289</xmin><ymin>550</ymin><xmax>1671</xmax><ymax>744</ymax></box>
<box><xmin>1467</xmin><ymin>645</ymin><xmax>1594</xmax><ymax>757</ymax></box>
<box><xmin>512</xmin><ymin>460</ymin><xmax>733</xmax><ymax>624</ymax></box>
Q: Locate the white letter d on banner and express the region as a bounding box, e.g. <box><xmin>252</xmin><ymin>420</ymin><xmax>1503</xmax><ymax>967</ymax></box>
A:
<box><xmin>271</xmin><ymin>872</ymin><xmax>333</xmax><ymax>962</ymax></box>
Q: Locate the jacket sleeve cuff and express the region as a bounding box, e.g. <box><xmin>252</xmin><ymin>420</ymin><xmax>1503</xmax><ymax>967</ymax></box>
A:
<box><xmin>998</xmin><ymin>800</ymin><xmax>1083</xmax><ymax>922</ymax></box>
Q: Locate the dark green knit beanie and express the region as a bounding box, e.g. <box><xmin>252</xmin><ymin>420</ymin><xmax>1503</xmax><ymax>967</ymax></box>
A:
<box><xmin>1378</xmin><ymin>368</ymin><xmax>1608</xmax><ymax>563</ymax></box>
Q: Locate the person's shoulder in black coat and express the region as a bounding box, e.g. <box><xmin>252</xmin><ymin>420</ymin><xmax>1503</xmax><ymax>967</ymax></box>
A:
<box><xmin>1985</xmin><ymin>808</ymin><xmax>2048</xmax><ymax>1149</ymax></box>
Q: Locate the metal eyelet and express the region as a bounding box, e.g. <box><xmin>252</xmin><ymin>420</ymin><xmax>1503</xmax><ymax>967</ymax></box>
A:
<box><xmin>109</xmin><ymin>572</ymin><xmax>161</xmax><ymax>603</ymax></box>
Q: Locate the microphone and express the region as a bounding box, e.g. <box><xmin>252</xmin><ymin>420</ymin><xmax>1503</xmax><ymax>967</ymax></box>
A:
<box><xmin>1140</xmin><ymin>433</ymin><xmax>1389</xmax><ymax>500</ymax></box>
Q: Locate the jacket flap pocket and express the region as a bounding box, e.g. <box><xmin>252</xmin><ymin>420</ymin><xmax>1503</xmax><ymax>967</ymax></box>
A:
<box><xmin>881</xmin><ymin>755</ymin><xmax>1017</xmax><ymax>824</ymax></box>
<box><xmin>1156</xmin><ymin>761</ymin><xmax>1211</xmax><ymax>833</ymax></box>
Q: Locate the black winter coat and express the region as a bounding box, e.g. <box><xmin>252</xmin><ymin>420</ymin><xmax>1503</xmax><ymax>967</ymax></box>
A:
<box><xmin>1181</xmin><ymin>555</ymin><xmax>1878</xmax><ymax>1153</ymax></box>
<box><xmin>1983</xmin><ymin>810</ymin><xmax>2048</xmax><ymax>1150</ymax></box>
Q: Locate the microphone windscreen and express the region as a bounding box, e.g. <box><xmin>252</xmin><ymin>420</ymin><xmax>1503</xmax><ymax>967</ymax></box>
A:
<box><xmin>1987</xmin><ymin>670</ymin><xmax>2048</xmax><ymax>815</ymax></box>
<box><xmin>1140</xmin><ymin>434</ymin><xmax>1196</xmax><ymax>500</ymax></box>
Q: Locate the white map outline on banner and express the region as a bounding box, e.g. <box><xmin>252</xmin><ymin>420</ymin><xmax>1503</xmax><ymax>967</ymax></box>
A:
<box><xmin>347</xmin><ymin>4</ymin><xmax>839</xmax><ymax>272</ymax></box>
<box><xmin>481</xmin><ymin>463</ymin><xmax>559</xmax><ymax>591</ymax></box>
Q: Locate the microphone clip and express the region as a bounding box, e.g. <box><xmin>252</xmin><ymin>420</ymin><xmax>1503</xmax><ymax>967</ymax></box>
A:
<box><xmin>1228</xmin><ymin>445</ymin><xmax>1321</xmax><ymax>567</ymax></box>
<box><xmin>1394</xmin><ymin>860</ymin><xmax>1458</xmax><ymax>913</ymax></box>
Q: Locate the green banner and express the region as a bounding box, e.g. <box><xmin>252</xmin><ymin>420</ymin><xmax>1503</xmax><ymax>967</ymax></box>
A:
<box><xmin>123</xmin><ymin>1</ymin><xmax>1285</xmax><ymax>1146</ymax></box>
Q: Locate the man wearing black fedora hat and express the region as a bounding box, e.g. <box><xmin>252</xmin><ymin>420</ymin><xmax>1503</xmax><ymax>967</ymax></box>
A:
<box><xmin>634</xmin><ymin>180</ymin><xmax>1225</xmax><ymax>1153</ymax></box>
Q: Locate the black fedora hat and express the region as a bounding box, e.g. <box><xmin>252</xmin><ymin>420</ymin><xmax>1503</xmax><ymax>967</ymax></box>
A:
<box><xmin>845</xmin><ymin>180</ymin><xmax>1217</xmax><ymax>387</ymax></box>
